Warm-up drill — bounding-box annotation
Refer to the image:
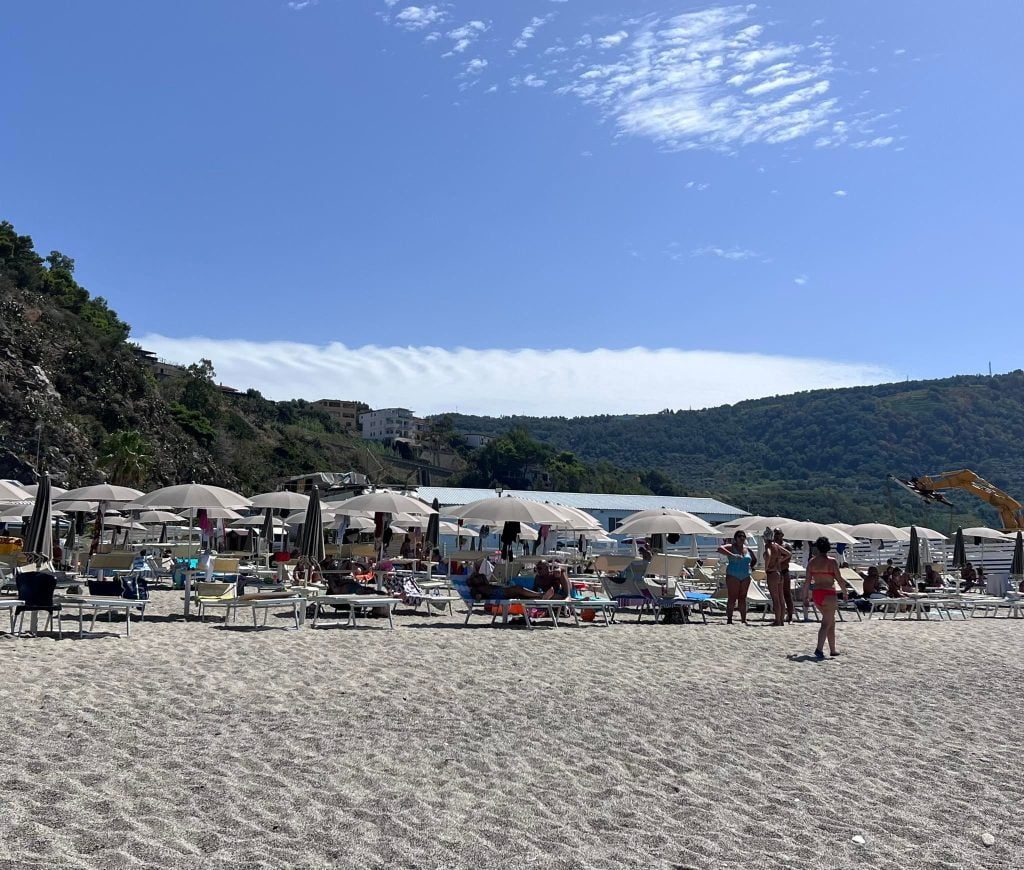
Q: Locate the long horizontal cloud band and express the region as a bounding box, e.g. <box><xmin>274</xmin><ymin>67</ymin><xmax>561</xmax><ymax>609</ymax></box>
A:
<box><xmin>137</xmin><ymin>335</ymin><xmax>896</xmax><ymax>417</ymax></box>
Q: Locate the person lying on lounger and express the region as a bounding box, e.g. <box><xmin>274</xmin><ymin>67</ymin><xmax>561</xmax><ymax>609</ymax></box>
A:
<box><xmin>467</xmin><ymin>572</ymin><xmax>553</xmax><ymax>601</ymax></box>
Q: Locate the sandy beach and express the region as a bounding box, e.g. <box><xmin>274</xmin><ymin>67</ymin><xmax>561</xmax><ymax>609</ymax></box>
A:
<box><xmin>2</xmin><ymin>594</ymin><xmax>1022</xmax><ymax>869</ymax></box>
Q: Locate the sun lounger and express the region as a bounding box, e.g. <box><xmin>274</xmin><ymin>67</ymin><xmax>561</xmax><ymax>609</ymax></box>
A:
<box><xmin>59</xmin><ymin>595</ymin><xmax>147</xmax><ymax>637</ymax></box>
<box><xmin>0</xmin><ymin>596</ymin><xmax>24</xmax><ymax>633</ymax></box>
<box><xmin>310</xmin><ymin>594</ymin><xmax>398</xmax><ymax>629</ymax></box>
<box><xmin>400</xmin><ymin>576</ymin><xmax>461</xmax><ymax>615</ymax></box>
<box><xmin>192</xmin><ymin>581</ymin><xmax>238</xmax><ymax>622</ymax></box>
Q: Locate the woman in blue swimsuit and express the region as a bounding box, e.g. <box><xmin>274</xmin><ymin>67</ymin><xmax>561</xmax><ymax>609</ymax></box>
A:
<box><xmin>718</xmin><ymin>530</ymin><xmax>758</xmax><ymax>625</ymax></box>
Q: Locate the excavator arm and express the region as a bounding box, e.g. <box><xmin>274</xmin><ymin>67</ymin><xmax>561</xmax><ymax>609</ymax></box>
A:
<box><xmin>890</xmin><ymin>469</ymin><xmax>1024</xmax><ymax>531</ymax></box>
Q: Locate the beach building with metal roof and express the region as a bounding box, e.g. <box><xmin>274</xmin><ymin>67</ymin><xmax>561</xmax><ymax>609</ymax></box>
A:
<box><xmin>414</xmin><ymin>486</ymin><xmax>748</xmax><ymax>532</ymax></box>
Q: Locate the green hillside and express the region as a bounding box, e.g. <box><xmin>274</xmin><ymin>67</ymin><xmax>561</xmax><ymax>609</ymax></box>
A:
<box><xmin>0</xmin><ymin>220</ymin><xmax>414</xmax><ymax>490</ymax></box>
<box><xmin>444</xmin><ymin>374</ymin><xmax>1024</xmax><ymax>529</ymax></box>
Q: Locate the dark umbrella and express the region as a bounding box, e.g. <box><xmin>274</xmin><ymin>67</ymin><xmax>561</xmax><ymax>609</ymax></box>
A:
<box><xmin>904</xmin><ymin>525</ymin><xmax>921</xmax><ymax>578</ymax></box>
<box><xmin>259</xmin><ymin>508</ymin><xmax>274</xmax><ymax>558</ymax></box>
<box><xmin>951</xmin><ymin>528</ymin><xmax>966</xmax><ymax>569</ymax></box>
<box><xmin>23</xmin><ymin>473</ymin><xmax>53</xmax><ymax>563</ymax></box>
<box><xmin>159</xmin><ymin>523</ymin><xmax>168</xmax><ymax>544</ymax></box>
<box><xmin>1010</xmin><ymin>531</ymin><xmax>1024</xmax><ymax>578</ymax></box>
<box><xmin>63</xmin><ymin>519</ymin><xmax>76</xmax><ymax>566</ymax></box>
<box><xmin>425</xmin><ymin>498</ymin><xmax>440</xmax><ymax>552</ymax></box>
<box><xmin>298</xmin><ymin>486</ymin><xmax>325</xmax><ymax>564</ymax></box>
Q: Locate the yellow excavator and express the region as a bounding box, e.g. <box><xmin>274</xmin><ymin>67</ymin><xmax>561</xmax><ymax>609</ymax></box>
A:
<box><xmin>889</xmin><ymin>470</ymin><xmax>1024</xmax><ymax>531</ymax></box>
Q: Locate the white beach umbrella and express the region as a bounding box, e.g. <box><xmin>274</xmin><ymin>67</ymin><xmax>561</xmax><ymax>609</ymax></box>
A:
<box><xmin>515</xmin><ymin>524</ymin><xmax>539</xmax><ymax>541</ymax></box>
<box><xmin>830</xmin><ymin>522</ymin><xmax>856</xmax><ymax>533</ymax></box>
<box><xmin>439</xmin><ymin>520</ymin><xmax>478</xmax><ymax>537</ymax></box>
<box><xmin>718</xmin><ymin>515</ymin><xmax>794</xmax><ymax>534</ymax></box>
<box><xmin>0</xmin><ymin>480</ymin><xmax>33</xmax><ymax>505</ymax></box>
<box><xmin>53</xmin><ymin>500</ymin><xmax>100</xmax><ymax>513</ymax></box>
<box><xmin>101</xmin><ymin>517</ymin><xmax>146</xmax><ymax>531</ymax></box>
<box><xmin>846</xmin><ymin>523</ymin><xmax>912</xmax><ymax>542</ymax></box>
<box><xmin>550</xmin><ymin>506</ymin><xmax>602</xmax><ymax>531</ymax></box>
<box><xmin>390</xmin><ymin>511</ymin><xmax>429</xmax><ymax>529</ymax></box>
<box><xmin>138</xmin><ymin>510</ymin><xmax>187</xmax><ymax>525</ymax></box>
<box><xmin>960</xmin><ymin>527</ymin><xmax>1012</xmax><ymax>542</ymax></box>
<box><xmin>614</xmin><ymin>511</ymin><xmax>718</xmax><ymax>538</ymax></box>
<box><xmin>344</xmin><ymin>515</ymin><xmax>378</xmax><ymax>532</ymax></box>
<box><xmin>21</xmin><ymin>483</ymin><xmax>68</xmax><ymax>499</ymax></box>
<box><xmin>774</xmin><ymin>520</ymin><xmax>858</xmax><ymax>546</ymax></box>
<box><xmin>249</xmin><ymin>490</ymin><xmax>313</xmax><ymax>510</ymax></box>
<box><xmin>59</xmin><ymin>484</ymin><xmax>144</xmax><ymax>503</ymax></box>
<box><xmin>329</xmin><ymin>490</ymin><xmax>436</xmax><ymax>516</ymax></box>
<box><xmin>230</xmin><ymin>515</ymin><xmax>289</xmax><ymax>530</ymax></box>
<box><xmin>135</xmin><ymin>483</ymin><xmax>251</xmax><ymax>510</ymax></box>
<box><xmin>900</xmin><ymin>526</ymin><xmax>948</xmax><ymax>541</ymax></box>
<box><xmin>449</xmin><ymin>496</ymin><xmax>570</xmax><ymax>525</ymax></box>
<box><xmin>185</xmin><ymin>507</ymin><xmax>244</xmax><ymax>521</ymax></box>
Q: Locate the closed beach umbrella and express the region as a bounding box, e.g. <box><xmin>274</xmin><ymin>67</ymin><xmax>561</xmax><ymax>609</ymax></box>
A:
<box><xmin>23</xmin><ymin>473</ymin><xmax>53</xmax><ymax>561</ymax></box>
<box><xmin>904</xmin><ymin>526</ymin><xmax>921</xmax><ymax>577</ymax></box>
<box><xmin>1010</xmin><ymin>531</ymin><xmax>1024</xmax><ymax>578</ymax></box>
<box><xmin>425</xmin><ymin>498</ymin><xmax>440</xmax><ymax>551</ymax></box>
<box><xmin>951</xmin><ymin>528</ymin><xmax>966</xmax><ymax>568</ymax></box>
<box><xmin>298</xmin><ymin>486</ymin><xmax>325</xmax><ymax>564</ymax></box>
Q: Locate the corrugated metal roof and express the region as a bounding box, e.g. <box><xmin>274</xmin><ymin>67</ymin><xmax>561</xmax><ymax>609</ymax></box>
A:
<box><xmin>414</xmin><ymin>487</ymin><xmax>748</xmax><ymax>522</ymax></box>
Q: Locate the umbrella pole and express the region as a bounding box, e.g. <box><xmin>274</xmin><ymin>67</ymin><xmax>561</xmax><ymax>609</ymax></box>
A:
<box><xmin>184</xmin><ymin>509</ymin><xmax>195</xmax><ymax>619</ymax></box>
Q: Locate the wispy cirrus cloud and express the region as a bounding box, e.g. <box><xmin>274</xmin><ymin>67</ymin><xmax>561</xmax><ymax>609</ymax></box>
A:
<box><xmin>557</xmin><ymin>7</ymin><xmax>841</xmax><ymax>150</ymax></box>
<box><xmin>690</xmin><ymin>244</ymin><xmax>758</xmax><ymax>261</ymax></box>
<box><xmin>138</xmin><ymin>335</ymin><xmax>897</xmax><ymax>417</ymax></box>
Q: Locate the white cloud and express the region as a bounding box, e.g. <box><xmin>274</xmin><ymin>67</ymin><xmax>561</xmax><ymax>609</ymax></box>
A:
<box><xmin>690</xmin><ymin>244</ymin><xmax>757</xmax><ymax>261</ymax></box>
<box><xmin>794</xmin><ymin>275</ymin><xmax>807</xmax><ymax>285</ymax></box>
<box><xmin>513</xmin><ymin>14</ymin><xmax>554</xmax><ymax>52</ymax></box>
<box><xmin>465</xmin><ymin>57</ymin><xmax>488</xmax><ymax>74</ymax></box>
<box><xmin>557</xmin><ymin>6</ymin><xmax>841</xmax><ymax>150</ymax></box>
<box><xmin>393</xmin><ymin>5</ymin><xmax>445</xmax><ymax>31</ymax></box>
<box><xmin>833</xmin><ymin>189</ymin><xmax>847</xmax><ymax>196</ymax></box>
<box><xmin>137</xmin><ymin>335</ymin><xmax>898</xmax><ymax>417</ymax></box>
<box><xmin>596</xmin><ymin>30</ymin><xmax>629</xmax><ymax>49</ymax></box>
<box><xmin>447</xmin><ymin>20</ymin><xmax>488</xmax><ymax>53</ymax></box>
<box><xmin>286</xmin><ymin>0</ymin><xmax>317</xmax><ymax>9</ymax></box>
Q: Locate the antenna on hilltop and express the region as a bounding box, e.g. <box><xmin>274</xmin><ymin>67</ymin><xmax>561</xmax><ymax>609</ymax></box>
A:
<box><xmin>989</xmin><ymin>362</ymin><xmax>993</xmax><ymax>377</ymax></box>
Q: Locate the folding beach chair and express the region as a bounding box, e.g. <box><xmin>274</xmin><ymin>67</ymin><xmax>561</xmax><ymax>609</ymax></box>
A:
<box><xmin>194</xmin><ymin>581</ymin><xmax>238</xmax><ymax>622</ymax></box>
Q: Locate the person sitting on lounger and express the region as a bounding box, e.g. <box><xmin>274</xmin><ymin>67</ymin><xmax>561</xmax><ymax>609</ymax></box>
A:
<box><xmin>960</xmin><ymin>561</ymin><xmax>978</xmax><ymax>592</ymax></box>
<box><xmin>467</xmin><ymin>571</ymin><xmax>550</xmax><ymax>601</ymax></box>
<box><xmin>537</xmin><ymin>564</ymin><xmax>571</xmax><ymax>598</ymax></box>
<box><xmin>861</xmin><ymin>566</ymin><xmax>886</xmax><ymax>598</ymax></box>
<box><xmin>887</xmin><ymin>568</ymin><xmax>910</xmax><ymax>597</ymax></box>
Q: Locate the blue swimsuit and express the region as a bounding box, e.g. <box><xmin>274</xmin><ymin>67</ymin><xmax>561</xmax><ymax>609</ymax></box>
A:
<box><xmin>726</xmin><ymin>550</ymin><xmax>753</xmax><ymax>580</ymax></box>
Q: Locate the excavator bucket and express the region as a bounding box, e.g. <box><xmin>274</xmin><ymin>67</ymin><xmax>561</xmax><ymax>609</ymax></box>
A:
<box><xmin>888</xmin><ymin>474</ymin><xmax>956</xmax><ymax>507</ymax></box>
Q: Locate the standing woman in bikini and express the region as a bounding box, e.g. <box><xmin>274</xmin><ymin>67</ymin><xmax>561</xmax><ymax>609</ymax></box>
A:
<box><xmin>802</xmin><ymin>536</ymin><xmax>847</xmax><ymax>659</ymax></box>
<box><xmin>718</xmin><ymin>530</ymin><xmax>757</xmax><ymax>625</ymax></box>
<box><xmin>764</xmin><ymin>530</ymin><xmax>792</xmax><ymax>627</ymax></box>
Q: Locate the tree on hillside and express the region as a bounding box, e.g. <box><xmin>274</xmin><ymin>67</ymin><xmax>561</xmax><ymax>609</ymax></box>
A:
<box><xmin>99</xmin><ymin>430</ymin><xmax>153</xmax><ymax>487</ymax></box>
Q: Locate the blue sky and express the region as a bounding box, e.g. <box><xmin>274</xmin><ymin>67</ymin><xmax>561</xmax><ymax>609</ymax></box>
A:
<box><xmin>2</xmin><ymin>1</ymin><xmax>1021</xmax><ymax>414</ymax></box>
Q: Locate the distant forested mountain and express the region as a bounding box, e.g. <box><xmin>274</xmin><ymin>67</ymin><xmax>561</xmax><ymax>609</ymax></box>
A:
<box><xmin>443</xmin><ymin>373</ymin><xmax>1024</xmax><ymax>528</ymax></box>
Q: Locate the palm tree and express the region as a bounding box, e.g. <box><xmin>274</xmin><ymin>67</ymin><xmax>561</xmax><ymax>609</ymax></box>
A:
<box><xmin>99</xmin><ymin>430</ymin><xmax>153</xmax><ymax>487</ymax></box>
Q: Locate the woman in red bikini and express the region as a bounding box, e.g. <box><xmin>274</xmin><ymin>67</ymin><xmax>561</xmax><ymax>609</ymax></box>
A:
<box><xmin>802</xmin><ymin>536</ymin><xmax>847</xmax><ymax>659</ymax></box>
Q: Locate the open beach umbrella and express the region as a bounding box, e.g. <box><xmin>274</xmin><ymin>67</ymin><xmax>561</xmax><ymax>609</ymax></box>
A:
<box><xmin>774</xmin><ymin>520</ymin><xmax>858</xmax><ymax>546</ymax></box>
<box><xmin>901</xmin><ymin>526</ymin><xmax>948</xmax><ymax>541</ymax></box>
<box><xmin>0</xmin><ymin>480</ymin><xmax>32</xmax><ymax>505</ymax></box>
<box><xmin>847</xmin><ymin>523</ymin><xmax>911</xmax><ymax>542</ymax></box>
<box><xmin>329</xmin><ymin>490</ymin><xmax>436</xmax><ymax>517</ymax></box>
<box><xmin>297</xmin><ymin>485</ymin><xmax>325</xmax><ymax>565</ymax></box>
<box><xmin>136</xmin><ymin>484</ymin><xmax>251</xmax><ymax>510</ymax></box>
<box><xmin>138</xmin><ymin>510</ymin><xmax>186</xmax><ymax>525</ymax></box>
<box><xmin>53</xmin><ymin>500</ymin><xmax>99</xmax><ymax>513</ymax></box>
<box><xmin>22</xmin><ymin>483</ymin><xmax>67</xmax><ymax>500</ymax></box>
<box><xmin>449</xmin><ymin>496</ymin><xmax>569</xmax><ymax>526</ymax></box>
<box><xmin>950</xmin><ymin>528</ymin><xmax>966</xmax><ymax>569</ymax></box>
<box><xmin>549</xmin><ymin>506</ymin><xmax>602</xmax><ymax>531</ymax></box>
<box><xmin>230</xmin><ymin>513</ymin><xmax>288</xmax><ymax>530</ymax></box>
<box><xmin>22</xmin><ymin>473</ymin><xmax>53</xmax><ymax>562</ymax></box>
<box><xmin>60</xmin><ymin>484</ymin><xmax>143</xmax><ymax>503</ymax></box>
<box><xmin>439</xmin><ymin>520</ymin><xmax>477</xmax><ymax>537</ymax></box>
<box><xmin>960</xmin><ymin>527</ymin><xmax>1011</xmax><ymax>542</ymax></box>
<box><xmin>717</xmin><ymin>515</ymin><xmax>794</xmax><ymax>535</ymax></box>
<box><xmin>249</xmin><ymin>490</ymin><xmax>312</xmax><ymax>510</ymax></box>
<box><xmin>904</xmin><ymin>526</ymin><xmax>921</xmax><ymax>578</ymax></box>
<box><xmin>614</xmin><ymin>511</ymin><xmax>718</xmax><ymax>538</ymax></box>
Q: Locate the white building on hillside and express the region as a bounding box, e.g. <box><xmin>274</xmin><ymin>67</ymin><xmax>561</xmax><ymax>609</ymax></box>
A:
<box><xmin>359</xmin><ymin>407</ymin><xmax>424</xmax><ymax>444</ymax></box>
